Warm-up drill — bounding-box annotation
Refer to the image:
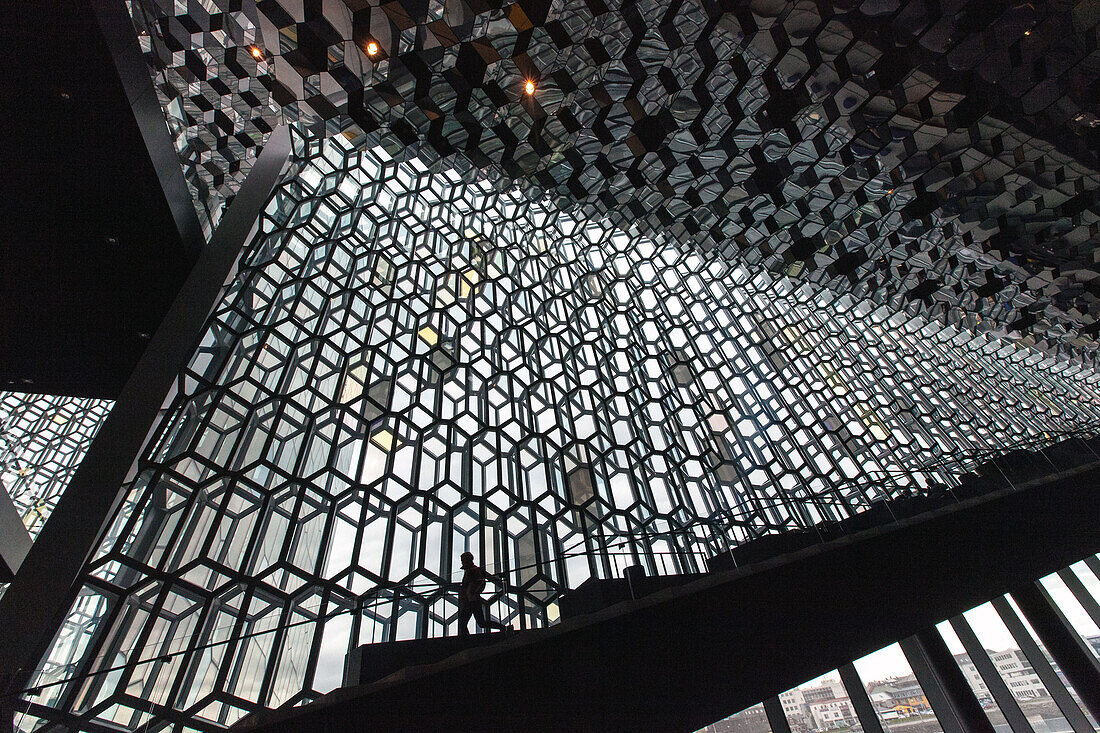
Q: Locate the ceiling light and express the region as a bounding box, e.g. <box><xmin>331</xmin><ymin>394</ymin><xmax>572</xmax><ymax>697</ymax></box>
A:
<box><xmin>366</xmin><ymin>41</ymin><xmax>379</xmax><ymax>56</ymax></box>
<box><xmin>524</xmin><ymin>79</ymin><xmax>536</xmax><ymax>96</ymax></box>
<box><xmin>250</xmin><ymin>46</ymin><xmax>263</xmax><ymax>59</ymax></box>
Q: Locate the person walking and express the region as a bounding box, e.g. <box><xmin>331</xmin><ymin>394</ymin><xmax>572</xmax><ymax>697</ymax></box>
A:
<box><xmin>457</xmin><ymin>552</ymin><xmax>510</xmax><ymax>636</ymax></box>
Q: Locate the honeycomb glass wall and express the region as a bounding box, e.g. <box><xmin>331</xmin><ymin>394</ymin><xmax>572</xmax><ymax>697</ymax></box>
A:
<box><xmin>15</xmin><ymin>132</ymin><xmax>1100</xmax><ymax>732</ymax></box>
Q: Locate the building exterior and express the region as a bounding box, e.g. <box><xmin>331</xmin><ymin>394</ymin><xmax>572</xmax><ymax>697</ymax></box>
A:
<box><xmin>956</xmin><ymin>649</ymin><xmax>1048</xmax><ymax>702</ymax></box>
<box><xmin>780</xmin><ymin>679</ymin><xmax>852</xmax><ymax>732</ymax></box>
<box><xmin>990</xmin><ymin>649</ymin><xmax>1049</xmax><ymax>700</ymax></box>
<box><xmin>780</xmin><ymin>687</ymin><xmax>809</xmax><ymax>727</ymax></box>
<box><xmin>807</xmin><ymin>698</ymin><xmax>858</xmax><ymax>730</ymax></box>
<box><xmin>867</xmin><ymin>676</ymin><xmax>932</xmax><ymax>717</ymax></box>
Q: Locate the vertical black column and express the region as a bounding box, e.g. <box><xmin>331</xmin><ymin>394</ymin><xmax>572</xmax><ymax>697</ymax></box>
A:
<box><xmin>900</xmin><ymin>628</ymin><xmax>995</xmax><ymax>733</ymax></box>
<box><xmin>948</xmin><ymin>614</ymin><xmax>1032</xmax><ymax>733</ymax></box>
<box><xmin>0</xmin><ymin>126</ymin><xmax>291</xmax><ymax>715</ymax></box>
<box><xmin>762</xmin><ymin>696</ymin><xmax>792</xmax><ymax>733</ymax></box>
<box><xmin>990</xmin><ymin>595</ymin><xmax>1093</xmax><ymax>732</ymax></box>
<box><xmin>1011</xmin><ymin>581</ymin><xmax>1100</xmax><ymax>722</ymax></box>
<box><xmin>838</xmin><ymin>662</ymin><xmax>884</xmax><ymax>733</ymax></box>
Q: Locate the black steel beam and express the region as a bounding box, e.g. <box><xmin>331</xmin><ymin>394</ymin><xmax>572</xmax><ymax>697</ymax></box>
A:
<box><xmin>0</xmin><ymin>127</ymin><xmax>291</xmax><ymax>723</ymax></box>
<box><xmin>93</xmin><ymin>0</ymin><xmax>203</xmax><ymax>262</ymax></box>
<box><xmin>838</xmin><ymin>663</ymin><xmax>884</xmax><ymax>733</ymax></box>
<box><xmin>1084</xmin><ymin>556</ymin><xmax>1100</xmax><ymax>587</ymax></box>
<box><xmin>1059</xmin><ymin>565</ymin><xmax>1100</xmax><ymax>629</ymax></box>
<box><xmin>948</xmin><ymin>614</ymin><xmax>1032</xmax><ymax>733</ymax></box>
<box><xmin>989</xmin><ymin>595</ymin><xmax>1093</xmax><ymax>732</ymax></box>
<box><xmin>234</xmin><ymin>461</ymin><xmax>1100</xmax><ymax>733</ymax></box>
<box><xmin>1010</xmin><ymin>581</ymin><xmax>1100</xmax><ymax>722</ymax></box>
<box><xmin>899</xmin><ymin>628</ymin><xmax>994</xmax><ymax>733</ymax></box>
<box><xmin>762</xmin><ymin>696</ymin><xmax>791</xmax><ymax>733</ymax></box>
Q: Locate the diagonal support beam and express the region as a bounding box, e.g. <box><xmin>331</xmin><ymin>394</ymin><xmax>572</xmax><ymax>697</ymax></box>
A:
<box><xmin>1010</xmin><ymin>581</ymin><xmax>1100</xmax><ymax>723</ymax></box>
<box><xmin>838</xmin><ymin>663</ymin><xmax>884</xmax><ymax>733</ymax></box>
<box><xmin>0</xmin><ymin>127</ymin><xmax>291</xmax><ymax>720</ymax></box>
<box><xmin>948</xmin><ymin>614</ymin><xmax>1032</xmax><ymax>733</ymax></box>
<box><xmin>899</xmin><ymin>628</ymin><xmax>994</xmax><ymax>733</ymax></box>
<box><xmin>93</xmin><ymin>0</ymin><xmax>203</xmax><ymax>261</ymax></box>
<box><xmin>989</xmin><ymin>595</ymin><xmax>1094</xmax><ymax>732</ymax></box>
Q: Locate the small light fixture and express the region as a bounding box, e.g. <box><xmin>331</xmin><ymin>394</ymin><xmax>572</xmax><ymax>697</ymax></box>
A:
<box><xmin>1024</xmin><ymin>29</ymin><xmax>1031</xmax><ymax>36</ymax></box>
<box><xmin>366</xmin><ymin>41</ymin><xmax>379</xmax><ymax>56</ymax></box>
<box><xmin>524</xmin><ymin>79</ymin><xmax>536</xmax><ymax>96</ymax></box>
<box><xmin>250</xmin><ymin>46</ymin><xmax>264</xmax><ymax>60</ymax></box>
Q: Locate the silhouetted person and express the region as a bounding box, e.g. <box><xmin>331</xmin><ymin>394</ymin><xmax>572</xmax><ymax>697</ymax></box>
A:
<box><xmin>457</xmin><ymin>552</ymin><xmax>509</xmax><ymax>636</ymax></box>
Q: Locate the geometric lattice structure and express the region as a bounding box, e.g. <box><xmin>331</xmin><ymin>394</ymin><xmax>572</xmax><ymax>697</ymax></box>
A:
<box><xmin>0</xmin><ymin>392</ymin><xmax>113</xmax><ymax>542</ymax></box>
<box><xmin>128</xmin><ymin>0</ymin><xmax>1100</xmax><ymax>352</ymax></box>
<box><xmin>18</xmin><ymin>133</ymin><xmax>1100</xmax><ymax>731</ymax></box>
<box><xmin>128</xmin><ymin>0</ymin><xmax>272</xmax><ymax>237</ymax></box>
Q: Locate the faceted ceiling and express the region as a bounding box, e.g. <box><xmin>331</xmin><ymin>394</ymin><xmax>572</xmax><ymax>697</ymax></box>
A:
<box><xmin>132</xmin><ymin>0</ymin><xmax>1100</xmax><ymax>359</ymax></box>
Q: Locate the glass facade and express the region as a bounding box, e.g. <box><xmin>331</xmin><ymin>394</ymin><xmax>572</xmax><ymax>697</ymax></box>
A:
<box><xmin>0</xmin><ymin>392</ymin><xmax>113</xmax><ymax>542</ymax></box>
<box><xmin>15</xmin><ymin>134</ymin><xmax>1100</xmax><ymax>731</ymax></box>
<box><xmin>122</xmin><ymin>0</ymin><xmax>1100</xmax><ymax>362</ymax></box>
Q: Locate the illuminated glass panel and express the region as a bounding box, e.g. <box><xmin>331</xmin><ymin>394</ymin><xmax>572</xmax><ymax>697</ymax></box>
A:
<box><xmin>19</xmin><ymin>134</ymin><xmax>1100</xmax><ymax>731</ymax></box>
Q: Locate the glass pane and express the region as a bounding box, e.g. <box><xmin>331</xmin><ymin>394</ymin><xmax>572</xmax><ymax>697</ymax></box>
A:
<box><xmin>1067</xmin><ymin>559</ymin><xmax>1100</xmax><ymax>607</ymax></box>
<box><xmin>1066</xmin><ymin>560</ymin><xmax>1100</xmax><ymax>660</ymax></box>
<box><xmin>780</xmin><ymin>669</ymin><xmax>863</xmax><ymax>732</ymax></box>
<box><xmin>0</xmin><ymin>392</ymin><xmax>113</xmax><ymax>540</ymax></box>
<box><xmin>1002</xmin><ymin>596</ymin><xmax>1099</xmax><ymax>729</ymax></box>
<box><xmin>935</xmin><ymin>621</ymin><xmax>1011</xmax><ymax>730</ymax></box>
<box><xmin>696</xmin><ymin>702</ymin><xmax>775</xmax><ymax>733</ymax></box>
<box><xmin>1038</xmin><ymin>574</ymin><xmax>1100</xmax><ymax>660</ymax></box>
<box><xmin>852</xmin><ymin>643</ymin><xmax>943</xmax><ymax>732</ymax></box>
<box><xmin>963</xmin><ymin>602</ymin><xmax>1076</xmax><ymax>732</ymax></box>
